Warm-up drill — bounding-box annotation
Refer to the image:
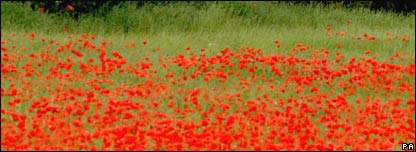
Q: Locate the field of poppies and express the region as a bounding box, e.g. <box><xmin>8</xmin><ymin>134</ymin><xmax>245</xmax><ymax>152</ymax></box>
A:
<box><xmin>1</xmin><ymin>1</ymin><xmax>415</xmax><ymax>151</ymax></box>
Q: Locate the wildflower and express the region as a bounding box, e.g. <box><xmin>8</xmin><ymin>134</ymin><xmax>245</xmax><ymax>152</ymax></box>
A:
<box><xmin>39</xmin><ymin>7</ymin><xmax>45</xmax><ymax>12</ymax></box>
<box><xmin>326</xmin><ymin>26</ymin><xmax>332</xmax><ymax>31</ymax></box>
<box><xmin>67</xmin><ymin>4</ymin><xmax>74</xmax><ymax>12</ymax></box>
<box><xmin>29</xmin><ymin>32</ymin><xmax>35</xmax><ymax>39</ymax></box>
<box><xmin>402</xmin><ymin>35</ymin><xmax>408</xmax><ymax>42</ymax></box>
<box><xmin>336</xmin><ymin>43</ymin><xmax>342</xmax><ymax>48</ymax></box>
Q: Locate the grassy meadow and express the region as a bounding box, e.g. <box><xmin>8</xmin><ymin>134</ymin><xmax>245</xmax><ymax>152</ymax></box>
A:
<box><xmin>1</xmin><ymin>1</ymin><xmax>415</xmax><ymax>150</ymax></box>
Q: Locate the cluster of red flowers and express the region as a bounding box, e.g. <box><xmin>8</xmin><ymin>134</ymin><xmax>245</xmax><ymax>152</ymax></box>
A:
<box><xmin>1</xmin><ymin>25</ymin><xmax>414</xmax><ymax>150</ymax></box>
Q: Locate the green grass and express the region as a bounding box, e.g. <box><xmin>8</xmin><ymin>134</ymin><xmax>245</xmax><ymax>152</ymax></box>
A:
<box><xmin>1</xmin><ymin>1</ymin><xmax>415</xmax><ymax>150</ymax></box>
<box><xmin>2</xmin><ymin>1</ymin><xmax>414</xmax><ymax>62</ymax></box>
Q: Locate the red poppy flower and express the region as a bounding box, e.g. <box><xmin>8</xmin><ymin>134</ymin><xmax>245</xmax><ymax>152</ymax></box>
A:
<box><xmin>39</xmin><ymin>7</ymin><xmax>45</xmax><ymax>12</ymax></box>
<box><xmin>67</xmin><ymin>4</ymin><xmax>74</xmax><ymax>12</ymax></box>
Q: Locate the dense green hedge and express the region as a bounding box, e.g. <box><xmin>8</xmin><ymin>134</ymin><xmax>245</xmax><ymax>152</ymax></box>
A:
<box><xmin>28</xmin><ymin>1</ymin><xmax>211</xmax><ymax>20</ymax></box>
<box><xmin>289</xmin><ymin>1</ymin><xmax>414</xmax><ymax>14</ymax></box>
<box><xmin>2</xmin><ymin>1</ymin><xmax>414</xmax><ymax>35</ymax></box>
<box><xmin>25</xmin><ymin>1</ymin><xmax>415</xmax><ymax>20</ymax></box>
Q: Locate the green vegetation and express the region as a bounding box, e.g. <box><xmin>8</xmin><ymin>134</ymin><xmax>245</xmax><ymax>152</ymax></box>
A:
<box><xmin>1</xmin><ymin>1</ymin><xmax>414</xmax><ymax>150</ymax></box>
<box><xmin>2</xmin><ymin>1</ymin><xmax>414</xmax><ymax>60</ymax></box>
<box><xmin>2</xmin><ymin>1</ymin><xmax>414</xmax><ymax>34</ymax></box>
